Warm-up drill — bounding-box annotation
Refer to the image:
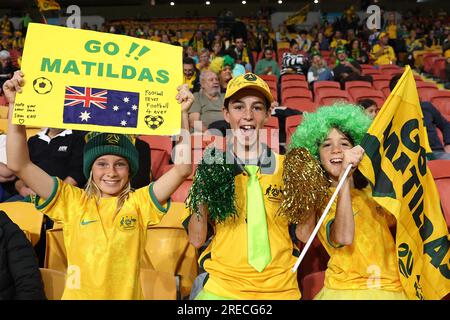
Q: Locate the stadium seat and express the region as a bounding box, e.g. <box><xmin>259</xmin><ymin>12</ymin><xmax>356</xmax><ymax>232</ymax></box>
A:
<box><xmin>285</xmin><ymin>114</ymin><xmax>303</xmax><ymax>145</ymax></box>
<box><xmin>140</xmin><ymin>268</ymin><xmax>177</xmax><ymax>300</ymax></box>
<box><xmin>344</xmin><ymin>80</ymin><xmax>372</xmax><ymax>91</ymax></box>
<box><xmin>139</xmin><ymin>135</ymin><xmax>172</xmax><ymax>180</ymax></box>
<box><xmin>423</xmin><ymin>53</ymin><xmax>440</xmax><ymax>74</ymax></box>
<box><xmin>362</xmin><ymin>69</ymin><xmax>381</xmax><ymax>76</ymax></box>
<box><xmin>144</xmin><ymin>202</ymin><xmax>198</xmax><ymax>299</ymax></box>
<box><xmin>379</xmin><ymin>64</ymin><xmax>403</xmax><ymax>73</ymax></box>
<box><xmin>268</xmin><ymin>83</ymin><xmax>278</xmax><ymax>102</ymax></box>
<box><xmin>44</xmin><ymin>223</ymin><xmax>66</xmax><ymax>272</ymax></box>
<box><xmin>0</xmin><ymin>95</ymin><xmax>7</xmax><ymax>107</ymax></box>
<box><xmin>259</xmin><ymin>74</ymin><xmax>277</xmax><ymax>87</ymax></box>
<box><xmin>432</xmin><ymin>57</ymin><xmax>446</xmax><ymax>81</ymax></box>
<box><xmin>282</xmin><ymin>80</ymin><xmax>309</xmax><ymax>90</ymax></box>
<box><xmin>284</xmin><ymin>99</ymin><xmax>317</xmax><ymax>113</ymax></box>
<box><xmin>371</xmin><ymin>74</ymin><xmax>392</xmax><ymax>82</ymax></box>
<box><xmin>170</xmin><ymin>178</ymin><xmax>193</xmax><ymax>203</ymax></box>
<box><xmin>40</xmin><ymin>268</ymin><xmax>66</xmax><ymax>300</ymax></box>
<box><xmin>430</xmin><ymin>91</ymin><xmax>450</xmax><ymax>121</ymax></box>
<box><xmin>281</xmin><ymin>74</ymin><xmax>306</xmax><ymax>84</ymax></box>
<box><xmin>360</xmin><ymin>64</ymin><xmax>375</xmax><ymax>71</ymax></box>
<box><xmin>418</xmin><ymin>87</ymin><xmax>439</xmax><ymax>102</ymax></box>
<box><xmin>427</xmin><ymin>160</ymin><xmax>450</xmax><ymax>228</ymax></box>
<box><xmin>315</xmin><ymin>89</ymin><xmax>351</xmax><ymax>105</ymax></box>
<box><xmin>301</xmin><ymin>271</ymin><xmax>325</xmax><ymax>300</ymax></box>
<box><xmin>381</xmin><ymin>87</ymin><xmax>391</xmax><ymax>99</ymax></box>
<box><xmin>416</xmin><ymin>81</ymin><xmax>438</xmax><ymax>90</ymax></box>
<box><xmin>349</xmin><ymin>88</ymin><xmax>385</xmax><ymax>108</ymax></box>
<box><xmin>0</xmin><ymin>202</ymin><xmax>44</xmax><ymax>246</ymax></box>
<box><xmin>372</xmin><ymin>80</ymin><xmax>390</xmax><ymax>91</ymax></box>
<box><xmin>313</xmin><ymin>81</ymin><xmax>340</xmax><ymax>97</ymax></box>
<box><xmin>282</xmin><ymin>87</ymin><xmax>313</xmax><ymax>105</ymax></box>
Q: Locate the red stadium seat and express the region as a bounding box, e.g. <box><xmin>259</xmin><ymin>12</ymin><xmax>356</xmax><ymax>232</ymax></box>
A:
<box><xmin>139</xmin><ymin>135</ymin><xmax>172</xmax><ymax>180</ymax></box>
<box><xmin>382</xmin><ymin>87</ymin><xmax>391</xmax><ymax>99</ymax></box>
<box><xmin>362</xmin><ymin>69</ymin><xmax>381</xmax><ymax>76</ymax></box>
<box><xmin>284</xmin><ymin>99</ymin><xmax>317</xmax><ymax>113</ymax></box>
<box><xmin>259</xmin><ymin>74</ymin><xmax>277</xmax><ymax>87</ymax></box>
<box><xmin>379</xmin><ymin>64</ymin><xmax>402</xmax><ymax>72</ymax></box>
<box><xmin>427</xmin><ymin>160</ymin><xmax>450</xmax><ymax>229</ymax></box>
<box><xmin>372</xmin><ymin>80</ymin><xmax>390</xmax><ymax>91</ymax></box>
<box><xmin>416</xmin><ymin>81</ymin><xmax>438</xmax><ymax>90</ymax></box>
<box><xmin>281</xmin><ymin>74</ymin><xmax>306</xmax><ymax>83</ymax></box>
<box><xmin>344</xmin><ymin>81</ymin><xmax>372</xmax><ymax>91</ymax></box>
<box><xmin>282</xmin><ymin>87</ymin><xmax>313</xmax><ymax>105</ymax></box>
<box><xmin>285</xmin><ymin>114</ymin><xmax>303</xmax><ymax>145</ymax></box>
<box><xmin>313</xmin><ymin>81</ymin><xmax>340</xmax><ymax>97</ymax></box>
<box><xmin>349</xmin><ymin>88</ymin><xmax>385</xmax><ymax>108</ymax></box>
<box><xmin>170</xmin><ymin>179</ymin><xmax>193</xmax><ymax>203</ymax></box>
<box><xmin>301</xmin><ymin>271</ymin><xmax>325</xmax><ymax>300</ymax></box>
<box><xmin>418</xmin><ymin>87</ymin><xmax>439</xmax><ymax>102</ymax></box>
<box><xmin>432</xmin><ymin>57</ymin><xmax>446</xmax><ymax>81</ymax></box>
<box><xmin>423</xmin><ymin>53</ymin><xmax>440</xmax><ymax>74</ymax></box>
<box><xmin>315</xmin><ymin>88</ymin><xmax>351</xmax><ymax>105</ymax></box>
<box><xmin>282</xmin><ymin>80</ymin><xmax>309</xmax><ymax>90</ymax></box>
<box><xmin>264</xmin><ymin>116</ymin><xmax>279</xmax><ymax>129</ymax></box>
<box><xmin>371</xmin><ymin>74</ymin><xmax>392</xmax><ymax>82</ymax></box>
<box><xmin>430</xmin><ymin>91</ymin><xmax>450</xmax><ymax>121</ymax></box>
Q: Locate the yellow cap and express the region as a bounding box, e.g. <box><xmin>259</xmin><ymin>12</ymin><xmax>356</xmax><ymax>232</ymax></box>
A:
<box><xmin>224</xmin><ymin>73</ymin><xmax>274</xmax><ymax>105</ymax></box>
<box><xmin>378</xmin><ymin>32</ymin><xmax>388</xmax><ymax>40</ymax></box>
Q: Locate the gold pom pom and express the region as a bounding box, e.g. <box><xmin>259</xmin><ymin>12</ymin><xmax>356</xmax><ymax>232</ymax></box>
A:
<box><xmin>279</xmin><ymin>147</ymin><xmax>330</xmax><ymax>224</ymax></box>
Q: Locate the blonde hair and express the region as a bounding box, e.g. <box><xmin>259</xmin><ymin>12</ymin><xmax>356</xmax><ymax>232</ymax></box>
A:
<box><xmin>84</xmin><ymin>170</ymin><xmax>133</xmax><ymax>216</ymax></box>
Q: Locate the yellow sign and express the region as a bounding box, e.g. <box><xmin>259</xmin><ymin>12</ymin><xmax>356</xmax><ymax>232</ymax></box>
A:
<box><xmin>359</xmin><ymin>66</ymin><xmax>450</xmax><ymax>300</ymax></box>
<box><xmin>13</xmin><ymin>23</ymin><xmax>183</xmax><ymax>135</ymax></box>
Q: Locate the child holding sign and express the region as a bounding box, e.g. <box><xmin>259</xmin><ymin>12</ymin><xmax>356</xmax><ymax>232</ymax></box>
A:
<box><xmin>289</xmin><ymin>103</ymin><xmax>408</xmax><ymax>299</ymax></box>
<box><xmin>3</xmin><ymin>71</ymin><xmax>194</xmax><ymax>300</ymax></box>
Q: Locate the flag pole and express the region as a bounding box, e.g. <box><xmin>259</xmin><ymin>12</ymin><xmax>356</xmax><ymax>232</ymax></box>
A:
<box><xmin>291</xmin><ymin>163</ymin><xmax>353</xmax><ymax>272</ymax></box>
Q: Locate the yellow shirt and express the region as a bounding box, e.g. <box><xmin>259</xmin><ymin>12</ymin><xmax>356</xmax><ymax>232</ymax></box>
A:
<box><xmin>318</xmin><ymin>187</ymin><xmax>403</xmax><ymax>292</ymax></box>
<box><xmin>370</xmin><ymin>44</ymin><xmax>397</xmax><ymax>65</ymax></box>
<box><xmin>386</xmin><ymin>24</ymin><xmax>397</xmax><ymax>39</ymax></box>
<box><xmin>192</xmin><ymin>153</ymin><xmax>301</xmax><ymax>300</ymax></box>
<box><xmin>35</xmin><ymin>177</ymin><xmax>169</xmax><ymax>300</ymax></box>
<box><xmin>330</xmin><ymin>39</ymin><xmax>348</xmax><ymax>50</ymax></box>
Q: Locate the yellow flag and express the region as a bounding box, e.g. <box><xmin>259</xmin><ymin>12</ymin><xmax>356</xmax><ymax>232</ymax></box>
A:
<box><xmin>13</xmin><ymin>23</ymin><xmax>182</xmax><ymax>135</ymax></box>
<box><xmin>36</xmin><ymin>0</ymin><xmax>61</xmax><ymax>11</ymax></box>
<box><xmin>359</xmin><ymin>65</ymin><xmax>450</xmax><ymax>300</ymax></box>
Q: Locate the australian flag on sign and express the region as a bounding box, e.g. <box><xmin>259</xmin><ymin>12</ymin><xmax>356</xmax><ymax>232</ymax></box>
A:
<box><xmin>63</xmin><ymin>86</ymin><xmax>139</xmax><ymax>128</ymax></box>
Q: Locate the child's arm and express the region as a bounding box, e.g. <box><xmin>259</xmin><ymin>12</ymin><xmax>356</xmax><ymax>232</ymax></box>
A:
<box><xmin>295</xmin><ymin>212</ymin><xmax>316</xmax><ymax>243</ymax></box>
<box><xmin>151</xmin><ymin>84</ymin><xmax>193</xmax><ymax>204</ymax></box>
<box><xmin>3</xmin><ymin>71</ymin><xmax>54</xmax><ymax>200</ymax></box>
<box><xmin>329</xmin><ymin>146</ymin><xmax>364</xmax><ymax>246</ymax></box>
<box><xmin>188</xmin><ymin>203</ymin><xmax>209</xmax><ymax>248</ymax></box>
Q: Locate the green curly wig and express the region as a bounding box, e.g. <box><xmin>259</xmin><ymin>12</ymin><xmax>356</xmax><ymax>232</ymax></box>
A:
<box><xmin>289</xmin><ymin>102</ymin><xmax>372</xmax><ymax>159</ymax></box>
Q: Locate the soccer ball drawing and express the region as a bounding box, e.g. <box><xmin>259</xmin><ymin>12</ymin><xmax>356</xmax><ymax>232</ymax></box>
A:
<box><xmin>33</xmin><ymin>77</ymin><xmax>53</xmax><ymax>94</ymax></box>
<box><xmin>144</xmin><ymin>115</ymin><xmax>164</xmax><ymax>129</ymax></box>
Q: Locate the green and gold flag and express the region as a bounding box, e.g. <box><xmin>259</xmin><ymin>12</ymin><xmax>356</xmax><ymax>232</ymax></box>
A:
<box><xmin>359</xmin><ymin>65</ymin><xmax>450</xmax><ymax>300</ymax></box>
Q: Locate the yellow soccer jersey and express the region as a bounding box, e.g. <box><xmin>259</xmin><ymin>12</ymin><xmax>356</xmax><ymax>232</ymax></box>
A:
<box><xmin>370</xmin><ymin>44</ymin><xmax>396</xmax><ymax>65</ymax></box>
<box><xmin>318</xmin><ymin>186</ymin><xmax>403</xmax><ymax>292</ymax></box>
<box><xmin>35</xmin><ymin>177</ymin><xmax>169</xmax><ymax>300</ymax></box>
<box><xmin>191</xmin><ymin>153</ymin><xmax>300</xmax><ymax>300</ymax></box>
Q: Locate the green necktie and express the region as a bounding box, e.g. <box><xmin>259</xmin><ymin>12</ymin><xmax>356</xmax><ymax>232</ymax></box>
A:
<box><xmin>245</xmin><ymin>165</ymin><xmax>271</xmax><ymax>272</ymax></box>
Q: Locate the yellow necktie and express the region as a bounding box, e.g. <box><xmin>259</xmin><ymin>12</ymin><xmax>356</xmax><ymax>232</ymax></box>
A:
<box><xmin>245</xmin><ymin>165</ymin><xmax>271</xmax><ymax>272</ymax></box>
